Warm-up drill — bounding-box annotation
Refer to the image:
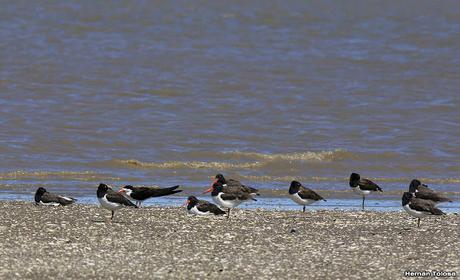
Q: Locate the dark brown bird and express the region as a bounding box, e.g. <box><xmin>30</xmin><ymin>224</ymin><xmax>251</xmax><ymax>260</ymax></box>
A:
<box><xmin>288</xmin><ymin>181</ymin><xmax>326</xmax><ymax>212</ymax></box>
<box><xmin>185</xmin><ymin>196</ymin><xmax>226</xmax><ymax>216</ymax></box>
<box><xmin>203</xmin><ymin>182</ymin><xmax>256</xmax><ymax>219</ymax></box>
<box><xmin>210</xmin><ymin>174</ymin><xmax>259</xmax><ymax>197</ymax></box>
<box><xmin>408</xmin><ymin>179</ymin><xmax>452</xmax><ymax>204</ymax></box>
<box><xmin>118</xmin><ymin>185</ymin><xmax>182</xmax><ymax>207</ymax></box>
<box><xmin>349</xmin><ymin>173</ymin><xmax>383</xmax><ymax>210</ymax></box>
<box><xmin>402</xmin><ymin>192</ymin><xmax>445</xmax><ymax>227</ymax></box>
<box><xmin>34</xmin><ymin>187</ymin><xmax>76</xmax><ymax>206</ymax></box>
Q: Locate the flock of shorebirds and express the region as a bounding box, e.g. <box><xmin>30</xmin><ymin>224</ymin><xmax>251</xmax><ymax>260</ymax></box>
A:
<box><xmin>34</xmin><ymin>172</ymin><xmax>453</xmax><ymax>227</ymax></box>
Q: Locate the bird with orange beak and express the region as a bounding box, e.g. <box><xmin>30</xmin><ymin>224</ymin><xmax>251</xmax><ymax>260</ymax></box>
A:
<box><xmin>203</xmin><ymin>179</ymin><xmax>257</xmax><ymax>219</ymax></box>
<box><xmin>208</xmin><ymin>174</ymin><xmax>259</xmax><ymax>197</ymax></box>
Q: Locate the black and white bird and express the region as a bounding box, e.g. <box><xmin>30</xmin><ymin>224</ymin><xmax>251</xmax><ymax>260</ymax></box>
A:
<box><xmin>118</xmin><ymin>185</ymin><xmax>182</xmax><ymax>207</ymax></box>
<box><xmin>349</xmin><ymin>173</ymin><xmax>383</xmax><ymax>210</ymax></box>
<box><xmin>203</xmin><ymin>182</ymin><xmax>256</xmax><ymax>219</ymax></box>
<box><xmin>402</xmin><ymin>192</ymin><xmax>445</xmax><ymax>227</ymax></box>
<box><xmin>97</xmin><ymin>183</ymin><xmax>137</xmax><ymax>220</ymax></box>
<box><xmin>184</xmin><ymin>196</ymin><xmax>226</xmax><ymax>216</ymax></box>
<box><xmin>211</xmin><ymin>174</ymin><xmax>259</xmax><ymax>197</ymax></box>
<box><xmin>288</xmin><ymin>181</ymin><xmax>326</xmax><ymax>212</ymax></box>
<box><xmin>34</xmin><ymin>187</ymin><xmax>76</xmax><ymax>206</ymax></box>
<box><xmin>408</xmin><ymin>179</ymin><xmax>452</xmax><ymax>204</ymax></box>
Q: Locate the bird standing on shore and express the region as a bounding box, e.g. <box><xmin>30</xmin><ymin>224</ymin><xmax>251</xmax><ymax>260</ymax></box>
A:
<box><xmin>97</xmin><ymin>183</ymin><xmax>137</xmax><ymax>220</ymax></box>
<box><xmin>401</xmin><ymin>192</ymin><xmax>445</xmax><ymax>227</ymax></box>
<box><xmin>288</xmin><ymin>181</ymin><xmax>326</xmax><ymax>212</ymax></box>
<box><xmin>211</xmin><ymin>174</ymin><xmax>259</xmax><ymax>197</ymax></box>
<box><xmin>408</xmin><ymin>179</ymin><xmax>452</xmax><ymax>204</ymax></box>
<box><xmin>34</xmin><ymin>187</ymin><xmax>76</xmax><ymax>206</ymax></box>
<box><xmin>184</xmin><ymin>196</ymin><xmax>226</xmax><ymax>216</ymax></box>
<box><xmin>349</xmin><ymin>173</ymin><xmax>382</xmax><ymax>210</ymax></box>
<box><xmin>203</xmin><ymin>182</ymin><xmax>256</xmax><ymax>219</ymax></box>
<box><xmin>118</xmin><ymin>185</ymin><xmax>182</xmax><ymax>207</ymax></box>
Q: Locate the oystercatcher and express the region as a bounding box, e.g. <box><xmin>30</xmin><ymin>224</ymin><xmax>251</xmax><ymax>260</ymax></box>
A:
<box><xmin>203</xmin><ymin>182</ymin><xmax>256</xmax><ymax>219</ymax></box>
<box><xmin>184</xmin><ymin>196</ymin><xmax>226</xmax><ymax>216</ymax></box>
<box><xmin>97</xmin><ymin>183</ymin><xmax>137</xmax><ymax>220</ymax></box>
<box><xmin>288</xmin><ymin>181</ymin><xmax>326</xmax><ymax>212</ymax></box>
<box><xmin>349</xmin><ymin>173</ymin><xmax>382</xmax><ymax>210</ymax></box>
<box><xmin>408</xmin><ymin>179</ymin><xmax>452</xmax><ymax>204</ymax></box>
<box><xmin>211</xmin><ymin>174</ymin><xmax>259</xmax><ymax>197</ymax></box>
<box><xmin>34</xmin><ymin>187</ymin><xmax>76</xmax><ymax>206</ymax></box>
<box><xmin>118</xmin><ymin>185</ymin><xmax>182</xmax><ymax>207</ymax></box>
<box><xmin>402</xmin><ymin>192</ymin><xmax>445</xmax><ymax>227</ymax></box>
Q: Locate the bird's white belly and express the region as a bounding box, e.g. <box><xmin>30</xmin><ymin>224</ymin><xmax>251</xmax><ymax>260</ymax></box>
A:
<box><xmin>98</xmin><ymin>195</ymin><xmax>123</xmax><ymax>211</ymax></box>
<box><xmin>290</xmin><ymin>193</ymin><xmax>315</xmax><ymax>206</ymax></box>
<box><xmin>188</xmin><ymin>206</ymin><xmax>210</xmax><ymax>215</ymax></box>
<box><xmin>353</xmin><ymin>187</ymin><xmax>371</xmax><ymax>195</ymax></box>
<box><xmin>39</xmin><ymin>201</ymin><xmax>60</xmax><ymax>206</ymax></box>
<box><xmin>403</xmin><ymin>204</ymin><xmax>429</xmax><ymax>218</ymax></box>
<box><xmin>213</xmin><ymin>194</ymin><xmax>242</xmax><ymax>209</ymax></box>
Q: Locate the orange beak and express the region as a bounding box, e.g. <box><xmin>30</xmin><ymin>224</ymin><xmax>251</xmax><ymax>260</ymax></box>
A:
<box><xmin>203</xmin><ymin>186</ymin><xmax>214</xmax><ymax>194</ymax></box>
<box><xmin>203</xmin><ymin>178</ymin><xmax>218</xmax><ymax>194</ymax></box>
<box><xmin>182</xmin><ymin>200</ymin><xmax>190</xmax><ymax>206</ymax></box>
<box><xmin>118</xmin><ymin>189</ymin><xmax>126</xmax><ymax>193</ymax></box>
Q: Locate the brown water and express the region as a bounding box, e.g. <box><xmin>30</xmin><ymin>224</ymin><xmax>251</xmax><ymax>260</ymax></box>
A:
<box><xmin>1</xmin><ymin>1</ymin><xmax>460</xmax><ymax>200</ymax></box>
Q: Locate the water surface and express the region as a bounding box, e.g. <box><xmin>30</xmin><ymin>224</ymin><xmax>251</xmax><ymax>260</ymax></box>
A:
<box><xmin>1</xmin><ymin>1</ymin><xmax>459</xmax><ymax>208</ymax></box>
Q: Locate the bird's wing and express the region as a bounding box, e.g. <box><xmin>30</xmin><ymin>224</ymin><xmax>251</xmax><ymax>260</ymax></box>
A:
<box><xmin>359</xmin><ymin>178</ymin><xmax>382</xmax><ymax>191</ymax></box>
<box><xmin>220</xmin><ymin>193</ymin><xmax>239</xmax><ymax>201</ymax></box>
<box><xmin>226</xmin><ymin>179</ymin><xmax>258</xmax><ymax>194</ymax></box>
<box><xmin>41</xmin><ymin>193</ymin><xmax>75</xmax><ymax>205</ymax></box>
<box><xmin>226</xmin><ymin>179</ymin><xmax>243</xmax><ymax>188</ymax></box>
<box><xmin>197</xmin><ymin>200</ymin><xmax>225</xmax><ymax>214</ymax></box>
<box><xmin>106</xmin><ymin>189</ymin><xmax>137</xmax><ymax>207</ymax></box>
<box><xmin>298</xmin><ymin>186</ymin><xmax>324</xmax><ymax>201</ymax></box>
<box><xmin>410</xmin><ymin>197</ymin><xmax>444</xmax><ymax>215</ymax></box>
<box><xmin>416</xmin><ymin>186</ymin><xmax>451</xmax><ymax>202</ymax></box>
<box><xmin>132</xmin><ymin>186</ymin><xmax>182</xmax><ymax>199</ymax></box>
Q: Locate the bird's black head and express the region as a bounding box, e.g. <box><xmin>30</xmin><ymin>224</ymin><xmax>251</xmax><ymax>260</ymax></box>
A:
<box><xmin>97</xmin><ymin>183</ymin><xmax>109</xmax><ymax>198</ymax></box>
<box><xmin>214</xmin><ymin>174</ymin><xmax>226</xmax><ymax>184</ymax></box>
<box><xmin>123</xmin><ymin>185</ymin><xmax>134</xmax><ymax>190</ymax></box>
<box><xmin>98</xmin><ymin>183</ymin><xmax>109</xmax><ymax>190</ymax></box>
<box><xmin>186</xmin><ymin>196</ymin><xmax>198</xmax><ymax>209</ymax></box>
<box><xmin>408</xmin><ymin>179</ymin><xmax>421</xmax><ymax>193</ymax></box>
<box><xmin>402</xmin><ymin>192</ymin><xmax>413</xmax><ymax>206</ymax></box>
<box><xmin>34</xmin><ymin>187</ymin><xmax>47</xmax><ymax>203</ymax></box>
<box><xmin>289</xmin><ymin>181</ymin><xmax>302</xmax><ymax>194</ymax></box>
<box><xmin>349</xmin><ymin>173</ymin><xmax>361</xmax><ymax>187</ymax></box>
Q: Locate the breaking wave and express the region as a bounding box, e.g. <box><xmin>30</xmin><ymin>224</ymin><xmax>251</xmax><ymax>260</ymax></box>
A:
<box><xmin>113</xmin><ymin>149</ymin><xmax>353</xmax><ymax>170</ymax></box>
<box><xmin>0</xmin><ymin>171</ymin><xmax>120</xmax><ymax>181</ymax></box>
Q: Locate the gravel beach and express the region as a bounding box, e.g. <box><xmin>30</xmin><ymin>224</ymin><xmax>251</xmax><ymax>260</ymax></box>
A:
<box><xmin>0</xmin><ymin>201</ymin><xmax>458</xmax><ymax>279</ymax></box>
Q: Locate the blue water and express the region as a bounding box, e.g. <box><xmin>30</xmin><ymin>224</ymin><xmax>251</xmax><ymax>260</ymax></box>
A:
<box><xmin>1</xmin><ymin>1</ymin><xmax>460</xmax><ymax>205</ymax></box>
<box><xmin>4</xmin><ymin>191</ymin><xmax>459</xmax><ymax>213</ymax></box>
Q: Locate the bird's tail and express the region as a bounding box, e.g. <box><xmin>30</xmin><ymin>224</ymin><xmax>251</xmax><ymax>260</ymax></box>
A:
<box><xmin>432</xmin><ymin>208</ymin><xmax>445</xmax><ymax>215</ymax></box>
<box><xmin>151</xmin><ymin>185</ymin><xmax>183</xmax><ymax>197</ymax></box>
<box><xmin>214</xmin><ymin>208</ymin><xmax>226</xmax><ymax>215</ymax></box>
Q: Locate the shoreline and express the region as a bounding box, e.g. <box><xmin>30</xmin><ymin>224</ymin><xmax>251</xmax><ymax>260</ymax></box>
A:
<box><xmin>2</xmin><ymin>193</ymin><xmax>459</xmax><ymax>213</ymax></box>
<box><xmin>0</xmin><ymin>201</ymin><xmax>458</xmax><ymax>279</ymax></box>
<box><xmin>1</xmin><ymin>195</ymin><xmax>460</xmax><ymax>214</ymax></box>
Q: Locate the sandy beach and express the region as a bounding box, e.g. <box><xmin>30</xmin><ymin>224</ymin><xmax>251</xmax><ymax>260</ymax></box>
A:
<box><xmin>0</xmin><ymin>201</ymin><xmax>458</xmax><ymax>279</ymax></box>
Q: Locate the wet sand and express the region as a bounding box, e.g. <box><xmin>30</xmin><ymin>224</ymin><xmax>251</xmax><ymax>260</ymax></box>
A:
<box><xmin>0</xmin><ymin>201</ymin><xmax>458</xmax><ymax>279</ymax></box>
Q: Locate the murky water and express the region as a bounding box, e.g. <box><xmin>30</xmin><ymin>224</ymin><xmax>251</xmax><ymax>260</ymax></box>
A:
<box><xmin>1</xmin><ymin>1</ymin><xmax>459</xmax><ymax>208</ymax></box>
